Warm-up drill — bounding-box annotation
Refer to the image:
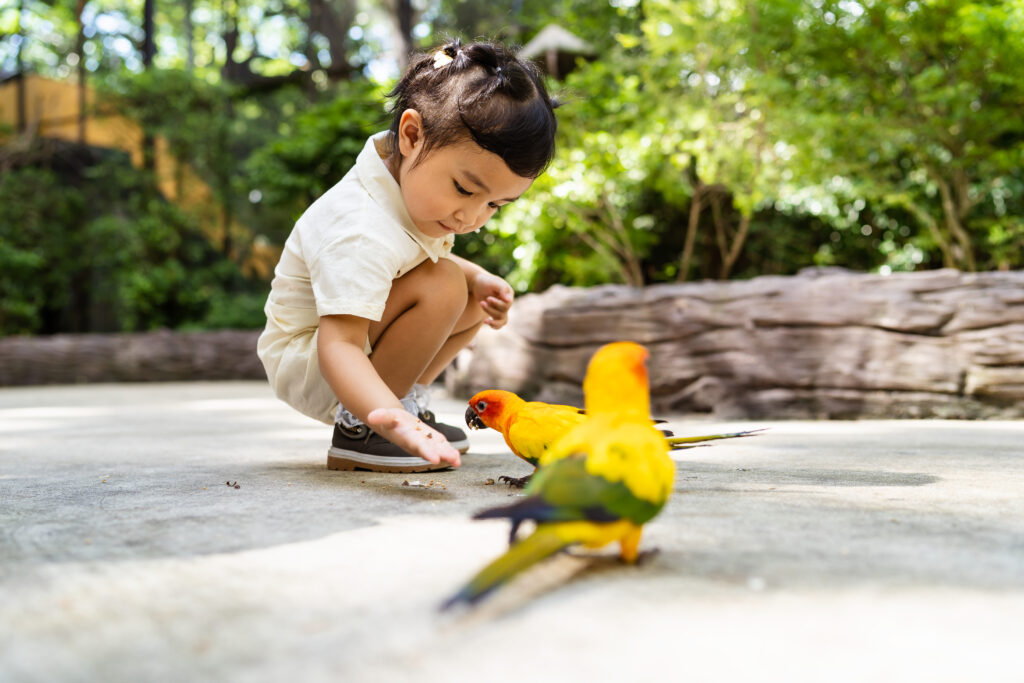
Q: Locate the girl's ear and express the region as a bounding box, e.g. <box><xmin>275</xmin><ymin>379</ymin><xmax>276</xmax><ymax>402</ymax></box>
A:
<box><xmin>397</xmin><ymin>109</ymin><xmax>424</xmax><ymax>158</ymax></box>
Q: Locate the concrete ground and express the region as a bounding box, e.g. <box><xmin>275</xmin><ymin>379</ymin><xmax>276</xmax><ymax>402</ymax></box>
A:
<box><xmin>1</xmin><ymin>381</ymin><xmax>1022</xmax><ymax>683</ymax></box>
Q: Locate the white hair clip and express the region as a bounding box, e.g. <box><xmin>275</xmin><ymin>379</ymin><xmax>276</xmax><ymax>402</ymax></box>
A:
<box><xmin>433</xmin><ymin>50</ymin><xmax>454</xmax><ymax>68</ymax></box>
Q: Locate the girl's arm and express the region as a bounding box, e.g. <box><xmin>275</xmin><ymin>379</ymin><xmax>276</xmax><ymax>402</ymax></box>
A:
<box><xmin>317</xmin><ymin>314</ymin><xmax>460</xmax><ymax>466</ymax></box>
<box><xmin>448</xmin><ymin>254</ymin><xmax>515</xmax><ymax>329</ymax></box>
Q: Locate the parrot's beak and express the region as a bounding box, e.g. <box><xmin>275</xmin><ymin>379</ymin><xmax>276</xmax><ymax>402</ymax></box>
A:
<box><xmin>465</xmin><ymin>406</ymin><xmax>485</xmax><ymax>430</ymax></box>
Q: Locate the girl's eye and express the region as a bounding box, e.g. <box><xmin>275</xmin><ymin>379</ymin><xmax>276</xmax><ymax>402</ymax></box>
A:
<box><xmin>488</xmin><ymin>202</ymin><xmax>501</xmax><ymax>211</ymax></box>
<box><xmin>454</xmin><ymin>181</ymin><xmax>472</xmax><ymax>196</ymax></box>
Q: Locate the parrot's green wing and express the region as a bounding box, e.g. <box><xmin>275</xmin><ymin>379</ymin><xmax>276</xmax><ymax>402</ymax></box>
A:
<box><xmin>530</xmin><ymin>453</ymin><xmax>665</xmax><ymax>525</ymax></box>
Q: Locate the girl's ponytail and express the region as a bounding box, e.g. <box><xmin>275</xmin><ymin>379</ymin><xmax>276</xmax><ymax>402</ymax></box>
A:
<box><xmin>387</xmin><ymin>39</ymin><xmax>558</xmax><ymax>178</ymax></box>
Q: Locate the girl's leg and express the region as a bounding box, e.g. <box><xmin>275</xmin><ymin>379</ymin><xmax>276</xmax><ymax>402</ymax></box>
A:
<box><xmin>367</xmin><ymin>258</ymin><xmax>485</xmax><ymax>398</ymax></box>
<box><xmin>417</xmin><ymin>303</ymin><xmax>484</xmax><ymax>385</ymax></box>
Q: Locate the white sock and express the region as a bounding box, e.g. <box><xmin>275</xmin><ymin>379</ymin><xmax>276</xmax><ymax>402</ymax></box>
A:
<box><xmin>335</xmin><ymin>404</ymin><xmax>363</xmax><ymax>428</ymax></box>
<box><xmin>337</xmin><ymin>384</ymin><xmax>431</xmax><ymax>425</ymax></box>
<box><xmin>408</xmin><ymin>383</ymin><xmax>431</xmax><ymax>413</ymax></box>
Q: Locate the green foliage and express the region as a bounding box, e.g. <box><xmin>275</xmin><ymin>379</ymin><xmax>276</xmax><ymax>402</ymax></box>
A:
<box><xmin>181</xmin><ymin>290</ymin><xmax>270</xmax><ymax>331</ymax></box>
<box><xmin>0</xmin><ymin>145</ymin><xmax>251</xmax><ymax>336</ymax></box>
<box><xmin>766</xmin><ymin>0</ymin><xmax>1024</xmax><ymax>272</ymax></box>
<box><xmin>0</xmin><ymin>168</ymin><xmax>64</xmax><ymax>334</ymax></box>
<box><xmin>430</xmin><ymin>0</ymin><xmax>640</xmax><ymax>52</ymax></box>
<box><xmin>6</xmin><ymin>0</ymin><xmax>1024</xmax><ymax>337</ymax></box>
<box><xmin>482</xmin><ymin>50</ymin><xmax>674</xmax><ymax>288</ymax></box>
<box><xmin>245</xmin><ymin>80</ymin><xmax>388</xmax><ymax>228</ymax></box>
<box><xmin>479</xmin><ymin>0</ymin><xmax>1024</xmax><ymax>289</ymax></box>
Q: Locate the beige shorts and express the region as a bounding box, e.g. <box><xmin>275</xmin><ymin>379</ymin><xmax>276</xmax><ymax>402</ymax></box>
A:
<box><xmin>257</xmin><ymin>315</ymin><xmax>371</xmax><ymax>425</ymax></box>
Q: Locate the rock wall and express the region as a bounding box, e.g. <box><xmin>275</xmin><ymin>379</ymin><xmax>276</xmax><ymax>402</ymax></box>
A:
<box><xmin>447</xmin><ymin>269</ymin><xmax>1024</xmax><ymax>419</ymax></box>
<box><xmin>0</xmin><ymin>329</ymin><xmax>265</xmax><ymax>385</ymax></box>
<box><xmin>4</xmin><ymin>270</ymin><xmax>1023</xmax><ymax>420</ymax></box>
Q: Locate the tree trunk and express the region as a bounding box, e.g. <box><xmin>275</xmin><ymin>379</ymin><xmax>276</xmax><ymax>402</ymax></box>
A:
<box><xmin>721</xmin><ymin>213</ymin><xmax>751</xmax><ymax>279</ymax></box>
<box><xmin>903</xmin><ymin>200</ymin><xmax>956</xmax><ymax>268</ymax></box>
<box><xmin>76</xmin><ymin>0</ymin><xmax>87</xmax><ymax>144</ymax></box>
<box><xmin>710</xmin><ymin>192</ymin><xmax>728</xmax><ymax>264</ymax></box>
<box><xmin>142</xmin><ymin>0</ymin><xmax>155</xmax><ymax>66</ymax></box>
<box><xmin>678</xmin><ymin>188</ymin><xmax>703</xmax><ymax>282</ymax></box>
<box><xmin>141</xmin><ymin>0</ymin><xmax>156</xmax><ymax>170</ymax></box>
<box><xmin>936</xmin><ymin>174</ymin><xmax>976</xmax><ymax>271</ymax></box>
<box><xmin>393</xmin><ymin>0</ymin><xmax>415</xmax><ymax>71</ymax></box>
<box><xmin>307</xmin><ymin>0</ymin><xmax>356</xmax><ymax>73</ymax></box>
<box><xmin>15</xmin><ymin>0</ymin><xmax>26</xmax><ymax>134</ymax></box>
<box><xmin>184</xmin><ymin>0</ymin><xmax>195</xmax><ymax>71</ymax></box>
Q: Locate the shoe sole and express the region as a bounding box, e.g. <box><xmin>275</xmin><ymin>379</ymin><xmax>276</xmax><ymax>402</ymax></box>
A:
<box><xmin>327</xmin><ymin>447</ymin><xmax>454</xmax><ymax>473</ymax></box>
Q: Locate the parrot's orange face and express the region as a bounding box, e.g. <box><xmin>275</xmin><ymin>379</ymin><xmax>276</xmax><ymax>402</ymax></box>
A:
<box><xmin>465</xmin><ymin>390</ymin><xmax>517</xmax><ymax>431</ymax></box>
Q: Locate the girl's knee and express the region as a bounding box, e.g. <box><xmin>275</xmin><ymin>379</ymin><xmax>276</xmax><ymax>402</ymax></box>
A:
<box><xmin>422</xmin><ymin>257</ymin><xmax>467</xmax><ymax>301</ymax></box>
<box><xmin>392</xmin><ymin>257</ymin><xmax>466</xmax><ymax>319</ymax></box>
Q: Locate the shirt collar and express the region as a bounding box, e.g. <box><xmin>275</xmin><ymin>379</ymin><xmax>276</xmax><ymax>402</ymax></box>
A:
<box><xmin>356</xmin><ymin>131</ymin><xmax>454</xmax><ymax>261</ymax></box>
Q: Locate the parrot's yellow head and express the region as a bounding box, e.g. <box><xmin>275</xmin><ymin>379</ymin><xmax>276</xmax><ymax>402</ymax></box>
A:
<box><xmin>583</xmin><ymin>341</ymin><xmax>651</xmax><ymax>417</ymax></box>
<box><xmin>465</xmin><ymin>390</ymin><xmax>524</xmax><ymax>431</ymax></box>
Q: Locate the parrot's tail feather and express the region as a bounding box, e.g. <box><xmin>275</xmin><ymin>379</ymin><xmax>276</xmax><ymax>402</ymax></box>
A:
<box><xmin>668</xmin><ymin>443</ymin><xmax>711</xmax><ymax>450</ymax></box>
<box><xmin>665</xmin><ymin>427</ymin><xmax>767</xmax><ymax>447</ymax></box>
<box><xmin>441</xmin><ymin>527</ymin><xmax>570</xmax><ymax>609</ymax></box>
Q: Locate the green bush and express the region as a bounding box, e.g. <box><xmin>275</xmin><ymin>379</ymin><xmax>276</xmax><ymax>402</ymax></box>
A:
<box><xmin>0</xmin><ymin>144</ymin><xmax>255</xmax><ymax>336</ymax></box>
<box><xmin>245</xmin><ymin>80</ymin><xmax>388</xmax><ymax>229</ymax></box>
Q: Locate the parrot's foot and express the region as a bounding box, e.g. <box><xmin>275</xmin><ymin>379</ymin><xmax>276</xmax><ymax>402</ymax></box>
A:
<box><xmin>498</xmin><ymin>474</ymin><xmax>532</xmax><ymax>489</ymax></box>
<box><xmin>630</xmin><ymin>547</ymin><xmax>661</xmax><ymax>565</ymax></box>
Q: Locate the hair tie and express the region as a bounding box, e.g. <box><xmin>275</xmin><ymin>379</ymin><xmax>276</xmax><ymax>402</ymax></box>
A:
<box><xmin>433</xmin><ymin>50</ymin><xmax>454</xmax><ymax>68</ymax></box>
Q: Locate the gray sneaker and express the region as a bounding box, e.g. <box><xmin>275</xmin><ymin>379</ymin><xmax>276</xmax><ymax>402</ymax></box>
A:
<box><xmin>419</xmin><ymin>409</ymin><xmax>469</xmax><ymax>453</ymax></box>
<box><xmin>327</xmin><ymin>423</ymin><xmax>453</xmax><ymax>473</ymax></box>
<box><xmin>405</xmin><ymin>385</ymin><xmax>470</xmax><ymax>453</ymax></box>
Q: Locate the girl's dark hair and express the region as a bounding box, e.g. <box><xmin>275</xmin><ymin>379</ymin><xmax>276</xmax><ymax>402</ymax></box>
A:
<box><xmin>387</xmin><ymin>39</ymin><xmax>559</xmax><ymax>178</ymax></box>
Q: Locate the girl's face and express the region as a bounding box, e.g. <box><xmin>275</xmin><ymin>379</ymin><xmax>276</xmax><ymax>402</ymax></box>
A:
<box><xmin>390</xmin><ymin>111</ymin><xmax>534</xmax><ymax>239</ymax></box>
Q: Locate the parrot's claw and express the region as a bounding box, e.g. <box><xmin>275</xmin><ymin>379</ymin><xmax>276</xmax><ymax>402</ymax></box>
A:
<box><xmin>631</xmin><ymin>547</ymin><xmax>661</xmax><ymax>565</ymax></box>
<box><xmin>498</xmin><ymin>474</ymin><xmax>533</xmax><ymax>489</ymax></box>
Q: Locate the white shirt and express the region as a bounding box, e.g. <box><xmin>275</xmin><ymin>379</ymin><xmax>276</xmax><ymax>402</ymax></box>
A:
<box><xmin>264</xmin><ymin>131</ymin><xmax>454</xmax><ymax>336</ymax></box>
<box><xmin>257</xmin><ymin>132</ymin><xmax>454</xmax><ymax>423</ymax></box>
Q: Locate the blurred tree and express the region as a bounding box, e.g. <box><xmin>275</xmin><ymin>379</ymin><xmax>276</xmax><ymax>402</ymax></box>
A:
<box><xmin>245</xmin><ymin>79</ymin><xmax>388</xmax><ymax>235</ymax></box>
<box><xmin>490</xmin><ymin>0</ymin><xmax>1024</xmax><ymax>288</ymax></box>
<box><xmin>4</xmin><ymin>0</ymin><xmax>1023</xmax><ymax>337</ymax></box>
<box><xmin>0</xmin><ymin>141</ymin><xmax>249</xmax><ymax>334</ymax></box>
<box><xmin>768</xmin><ymin>0</ymin><xmax>1024</xmax><ymax>272</ymax></box>
<box><xmin>491</xmin><ymin>0</ymin><xmax>796</xmax><ymax>286</ymax></box>
<box><xmin>635</xmin><ymin>0</ymin><xmax>796</xmax><ymax>281</ymax></box>
<box><xmin>0</xmin><ymin>0</ymin><xmax>373</xmax><ymax>87</ymax></box>
<box><xmin>428</xmin><ymin>0</ymin><xmax>639</xmax><ymax>51</ymax></box>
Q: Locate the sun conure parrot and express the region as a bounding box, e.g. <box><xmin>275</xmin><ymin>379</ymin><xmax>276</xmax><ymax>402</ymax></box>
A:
<box><xmin>466</xmin><ymin>389</ymin><xmax>763</xmax><ymax>487</ymax></box>
<box><xmin>443</xmin><ymin>341</ymin><xmax>676</xmax><ymax>609</ymax></box>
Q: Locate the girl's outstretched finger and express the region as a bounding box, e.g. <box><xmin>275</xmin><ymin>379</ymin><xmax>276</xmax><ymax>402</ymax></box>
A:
<box><xmin>366</xmin><ymin>408</ymin><xmax>461</xmax><ymax>466</ymax></box>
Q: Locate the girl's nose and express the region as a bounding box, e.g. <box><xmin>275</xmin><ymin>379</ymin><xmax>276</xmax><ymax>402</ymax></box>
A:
<box><xmin>453</xmin><ymin>206</ymin><xmax>480</xmax><ymax>231</ymax></box>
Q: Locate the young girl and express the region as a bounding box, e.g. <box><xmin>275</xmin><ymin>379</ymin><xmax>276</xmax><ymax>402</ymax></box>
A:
<box><xmin>257</xmin><ymin>40</ymin><xmax>558</xmax><ymax>473</ymax></box>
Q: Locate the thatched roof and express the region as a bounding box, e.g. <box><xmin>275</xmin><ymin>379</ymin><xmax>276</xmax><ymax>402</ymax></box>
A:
<box><xmin>519</xmin><ymin>24</ymin><xmax>593</xmax><ymax>59</ymax></box>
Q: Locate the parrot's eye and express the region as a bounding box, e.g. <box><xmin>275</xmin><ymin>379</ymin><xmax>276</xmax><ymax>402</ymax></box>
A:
<box><xmin>475</xmin><ymin>400</ymin><xmax>487</xmax><ymax>412</ymax></box>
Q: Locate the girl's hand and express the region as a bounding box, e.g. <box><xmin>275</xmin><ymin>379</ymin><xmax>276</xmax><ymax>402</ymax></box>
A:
<box><xmin>471</xmin><ymin>271</ymin><xmax>515</xmax><ymax>330</ymax></box>
<box><xmin>367</xmin><ymin>408</ymin><xmax>461</xmax><ymax>467</ymax></box>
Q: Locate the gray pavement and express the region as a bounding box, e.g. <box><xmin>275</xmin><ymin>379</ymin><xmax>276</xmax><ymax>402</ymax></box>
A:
<box><xmin>1</xmin><ymin>381</ymin><xmax>1023</xmax><ymax>683</ymax></box>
